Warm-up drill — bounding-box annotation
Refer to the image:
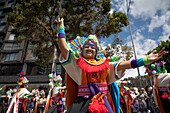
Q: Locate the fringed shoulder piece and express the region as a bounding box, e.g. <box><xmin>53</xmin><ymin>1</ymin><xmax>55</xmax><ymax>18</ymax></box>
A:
<box><xmin>77</xmin><ymin>55</ymin><xmax>110</xmax><ymax>73</ymax></box>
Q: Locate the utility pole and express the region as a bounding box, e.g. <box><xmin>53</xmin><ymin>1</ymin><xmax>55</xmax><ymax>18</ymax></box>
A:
<box><xmin>126</xmin><ymin>0</ymin><xmax>143</xmax><ymax>88</ymax></box>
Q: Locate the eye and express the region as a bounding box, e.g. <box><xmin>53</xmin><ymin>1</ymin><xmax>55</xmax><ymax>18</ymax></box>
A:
<box><xmin>85</xmin><ymin>46</ymin><xmax>89</xmax><ymax>48</ymax></box>
<box><xmin>91</xmin><ymin>46</ymin><xmax>96</xmax><ymax>49</ymax></box>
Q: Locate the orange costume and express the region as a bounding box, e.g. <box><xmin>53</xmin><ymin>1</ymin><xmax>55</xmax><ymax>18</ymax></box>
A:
<box><xmin>59</xmin><ymin>35</ymin><xmax>125</xmax><ymax>113</ymax></box>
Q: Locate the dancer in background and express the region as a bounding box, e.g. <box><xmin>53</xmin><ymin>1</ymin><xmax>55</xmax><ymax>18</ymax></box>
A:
<box><xmin>36</xmin><ymin>90</ymin><xmax>46</xmax><ymax>113</ymax></box>
<box><xmin>6</xmin><ymin>71</ymin><xmax>32</xmax><ymax>113</ymax></box>
<box><xmin>56</xmin><ymin>17</ymin><xmax>168</xmax><ymax>113</ymax></box>
<box><xmin>145</xmin><ymin>61</ymin><xmax>170</xmax><ymax>113</ymax></box>
<box><xmin>44</xmin><ymin>72</ymin><xmax>66</xmax><ymax>113</ymax></box>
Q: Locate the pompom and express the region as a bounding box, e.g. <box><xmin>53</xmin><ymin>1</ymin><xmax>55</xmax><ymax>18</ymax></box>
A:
<box><xmin>49</xmin><ymin>74</ymin><xmax>53</xmax><ymax>79</ymax></box>
<box><xmin>18</xmin><ymin>82</ymin><xmax>23</xmax><ymax>86</ymax></box>
<box><xmin>151</xmin><ymin>64</ymin><xmax>155</xmax><ymax>68</ymax></box>
<box><xmin>20</xmin><ymin>78</ymin><xmax>24</xmax><ymax>81</ymax></box>
<box><xmin>20</xmin><ymin>71</ymin><xmax>24</xmax><ymax>76</ymax></box>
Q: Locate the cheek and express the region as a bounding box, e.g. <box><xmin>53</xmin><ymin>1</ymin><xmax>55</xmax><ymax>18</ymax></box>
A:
<box><xmin>82</xmin><ymin>48</ymin><xmax>87</xmax><ymax>54</ymax></box>
<box><xmin>92</xmin><ymin>49</ymin><xmax>96</xmax><ymax>53</ymax></box>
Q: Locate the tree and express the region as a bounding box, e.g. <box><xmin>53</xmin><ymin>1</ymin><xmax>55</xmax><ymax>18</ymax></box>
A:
<box><xmin>147</xmin><ymin>37</ymin><xmax>170</xmax><ymax>72</ymax></box>
<box><xmin>104</xmin><ymin>35</ymin><xmax>133</xmax><ymax>60</ymax></box>
<box><xmin>8</xmin><ymin>0</ymin><xmax>129</xmax><ymax>66</ymax></box>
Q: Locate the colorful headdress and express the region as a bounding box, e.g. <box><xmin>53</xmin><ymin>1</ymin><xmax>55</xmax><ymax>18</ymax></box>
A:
<box><xmin>49</xmin><ymin>71</ymin><xmax>62</xmax><ymax>87</ymax></box>
<box><xmin>69</xmin><ymin>35</ymin><xmax>106</xmax><ymax>60</ymax></box>
<box><xmin>17</xmin><ymin>71</ymin><xmax>29</xmax><ymax>87</ymax></box>
<box><xmin>39</xmin><ymin>90</ymin><xmax>45</xmax><ymax>96</ymax></box>
<box><xmin>12</xmin><ymin>88</ymin><xmax>17</xmax><ymax>93</ymax></box>
<box><xmin>18</xmin><ymin>77</ymin><xmax>29</xmax><ymax>86</ymax></box>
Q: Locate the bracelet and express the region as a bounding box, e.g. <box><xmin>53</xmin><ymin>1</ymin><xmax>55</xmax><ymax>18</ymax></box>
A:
<box><xmin>143</xmin><ymin>55</ymin><xmax>150</xmax><ymax>65</ymax></box>
<box><xmin>58</xmin><ymin>25</ymin><xmax>65</xmax><ymax>39</ymax></box>
<box><xmin>131</xmin><ymin>59</ymin><xmax>138</xmax><ymax>68</ymax></box>
<box><xmin>127</xmin><ymin>80</ymin><xmax>131</xmax><ymax>85</ymax></box>
<box><xmin>131</xmin><ymin>55</ymin><xmax>151</xmax><ymax>68</ymax></box>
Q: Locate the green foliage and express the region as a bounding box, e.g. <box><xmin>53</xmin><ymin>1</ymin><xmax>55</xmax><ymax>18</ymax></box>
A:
<box><xmin>8</xmin><ymin>0</ymin><xmax>129</xmax><ymax>66</ymax></box>
<box><xmin>60</xmin><ymin>0</ymin><xmax>128</xmax><ymax>39</ymax></box>
<box><xmin>8</xmin><ymin>0</ymin><xmax>61</xmax><ymax>66</ymax></box>
<box><xmin>147</xmin><ymin>38</ymin><xmax>170</xmax><ymax>72</ymax></box>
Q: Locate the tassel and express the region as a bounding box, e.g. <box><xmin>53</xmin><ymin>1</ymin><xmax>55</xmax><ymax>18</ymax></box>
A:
<box><xmin>88</xmin><ymin>92</ymin><xmax>107</xmax><ymax>113</ymax></box>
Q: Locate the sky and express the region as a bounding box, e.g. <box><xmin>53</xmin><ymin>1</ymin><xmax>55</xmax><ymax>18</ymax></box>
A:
<box><xmin>99</xmin><ymin>0</ymin><xmax>170</xmax><ymax>79</ymax></box>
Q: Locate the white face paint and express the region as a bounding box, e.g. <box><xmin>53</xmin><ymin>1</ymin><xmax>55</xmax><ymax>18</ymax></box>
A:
<box><xmin>82</xmin><ymin>44</ymin><xmax>96</xmax><ymax>59</ymax></box>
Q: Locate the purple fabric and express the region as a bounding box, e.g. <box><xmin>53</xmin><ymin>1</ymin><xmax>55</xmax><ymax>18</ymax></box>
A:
<box><xmin>134</xmin><ymin>101</ymin><xmax>140</xmax><ymax>111</ymax></box>
<box><xmin>59</xmin><ymin>98</ymin><xmax>63</xmax><ymax>113</ymax></box>
<box><xmin>87</xmin><ymin>83</ymin><xmax>114</xmax><ymax>113</ymax></box>
<box><xmin>131</xmin><ymin>59</ymin><xmax>138</xmax><ymax>68</ymax></box>
<box><xmin>58</xmin><ymin>33</ymin><xmax>65</xmax><ymax>38</ymax></box>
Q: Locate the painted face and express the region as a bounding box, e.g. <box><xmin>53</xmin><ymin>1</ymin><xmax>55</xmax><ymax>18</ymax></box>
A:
<box><xmin>82</xmin><ymin>42</ymin><xmax>97</xmax><ymax>59</ymax></box>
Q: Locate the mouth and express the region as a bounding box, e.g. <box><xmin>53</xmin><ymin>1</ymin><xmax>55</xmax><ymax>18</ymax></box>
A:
<box><xmin>86</xmin><ymin>50</ymin><xmax>93</xmax><ymax>54</ymax></box>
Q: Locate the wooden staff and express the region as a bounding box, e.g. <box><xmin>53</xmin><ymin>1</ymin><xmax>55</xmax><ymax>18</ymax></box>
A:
<box><xmin>154</xmin><ymin>73</ymin><xmax>165</xmax><ymax>113</ymax></box>
<box><xmin>43</xmin><ymin>86</ymin><xmax>53</xmax><ymax>113</ymax></box>
<box><xmin>34</xmin><ymin>99</ymin><xmax>39</xmax><ymax>113</ymax></box>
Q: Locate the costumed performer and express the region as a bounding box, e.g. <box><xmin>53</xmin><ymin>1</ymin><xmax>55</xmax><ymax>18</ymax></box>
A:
<box><xmin>36</xmin><ymin>90</ymin><xmax>46</xmax><ymax>113</ymax></box>
<box><xmin>44</xmin><ymin>72</ymin><xmax>66</xmax><ymax>113</ymax></box>
<box><xmin>112</xmin><ymin>80</ymin><xmax>133</xmax><ymax>113</ymax></box>
<box><xmin>56</xmin><ymin>17</ymin><xmax>168</xmax><ymax>113</ymax></box>
<box><xmin>145</xmin><ymin>61</ymin><xmax>170</xmax><ymax>113</ymax></box>
<box><xmin>6</xmin><ymin>71</ymin><xmax>32</xmax><ymax>113</ymax></box>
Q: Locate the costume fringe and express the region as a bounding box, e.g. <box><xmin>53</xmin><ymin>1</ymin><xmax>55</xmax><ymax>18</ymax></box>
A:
<box><xmin>77</xmin><ymin>55</ymin><xmax>110</xmax><ymax>73</ymax></box>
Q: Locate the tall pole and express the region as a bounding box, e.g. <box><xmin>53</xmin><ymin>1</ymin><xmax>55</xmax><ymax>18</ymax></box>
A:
<box><xmin>126</xmin><ymin>0</ymin><xmax>142</xmax><ymax>88</ymax></box>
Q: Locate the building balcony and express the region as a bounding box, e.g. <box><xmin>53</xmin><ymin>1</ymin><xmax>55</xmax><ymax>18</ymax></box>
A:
<box><xmin>0</xmin><ymin>75</ymin><xmax>49</xmax><ymax>84</ymax></box>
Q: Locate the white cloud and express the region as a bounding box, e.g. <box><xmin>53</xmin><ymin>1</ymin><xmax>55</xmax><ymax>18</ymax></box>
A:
<box><xmin>158</xmin><ymin>23</ymin><xmax>170</xmax><ymax>41</ymax></box>
<box><xmin>111</xmin><ymin>0</ymin><xmax>170</xmax><ymax>33</ymax></box>
<box><xmin>121</xmin><ymin>67</ymin><xmax>146</xmax><ymax>80</ymax></box>
<box><xmin>109</xmin><ymin>0</ymin><xmax>170</xmax><ymax>79</ymax></box>
<box><xmin>130</xmin><ymin>0</ymin><xmax>170</xmax><ymax>19</ymax></box>
<box><xmin>148</xmin><ymin>11</ymin><xmax>170</xmax><ymax>32</ymax></box>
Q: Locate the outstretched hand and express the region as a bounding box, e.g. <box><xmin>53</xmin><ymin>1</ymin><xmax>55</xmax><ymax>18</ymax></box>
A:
<box><xmin>148</xmin><ymin>47</ymin><xmax>168</xmax><ymax>63</ymax></box>
<box><xmin>55</xmin><ymin>17</ymin><xmax>64</xmax><ymax>26</ymax></box>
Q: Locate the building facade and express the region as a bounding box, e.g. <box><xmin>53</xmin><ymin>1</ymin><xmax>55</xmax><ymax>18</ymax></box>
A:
<box><xmin>0</xmin><ymin>0</ymin><xmax>65</xmax><ymax>91</ymax></box>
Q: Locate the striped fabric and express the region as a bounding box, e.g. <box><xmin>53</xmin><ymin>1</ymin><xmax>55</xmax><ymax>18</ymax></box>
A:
<box><xmin>131</xmin><ymin>55</ymin><xmax>151</xmax><ymax>68</ymax></box>
<box><xmin>78</xmin><ymin>83</ymin><xmax>110</xmax><ymax>96</ymax></box>
<box><xmin>60</xmin><ymin>50</ymin><xmax>72</xmax><ymax>66</ymax></box>
<box><xmin>58</xmin><ymin>25</ymin><xmax>65</xmax><ymax>38</ymax></box>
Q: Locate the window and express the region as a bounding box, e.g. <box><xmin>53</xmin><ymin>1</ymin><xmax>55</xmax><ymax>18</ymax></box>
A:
<box><xmin>0</xmin><ymin>17</ymin><xmax>5</xmax><ymax>23</ymax></box>
<box><xmin>3</xmin><ymin>43</ymin><xmax>20</xmax><ymax>50</ymax></box>
<box><xmin>5</xmin><ymin>53</ymin><xmax>18</xmax><ymax>61</ymax></box>
<box><xmin>8</xmin><ymin>34</ymin><xmax>15</xmax><ymax>40</ymax></box>
<box><xmin>30</xmin><ymin>51</ymin><xmax>37</xmax><ymax>60</ymax></box>
<box><xmin>26</xmin><ymin>65</ymin><xmax>46</xmax><ymax>75</ymax></box>
<box><xmin>0</xmin><ymin>4</ymin><xmax>4</xmax><ymax>9</ymax></box>
<box><xmin>0</xmin><ymin>35</ymin><xmax>4</xmax><ymax>40</ymax></box>
<box><xmin>3</xmin><ymin>43</ymin><xmax>12</xmax><ymax>50</ymax></box>
<box><xmin>0</xmin><ymin>65</ymin><xmax>22</xmax><ymax>76</ymax></box>
<box><xmin>0</xmin><ymin>10</ymin><xmax>2</xmax><ymax>15</ymax></box>
<box><xmin>56</xmin><ymin>64</ymin><xmax>61</xmax><ymax>75</ymax></box>
<box><xmin>2</xmin><ymin>11</ymin><xmax>10</xmax><ymax>16</ymax></box>
<box><xmin>7</xmin><ymin>2</ymin><xmax>13</xmax><ymax>7</ymax></box>
<box><xmin>0</xmin><ymin>25</ymin><xmax>5</xmax><ymax>31</ymax></box>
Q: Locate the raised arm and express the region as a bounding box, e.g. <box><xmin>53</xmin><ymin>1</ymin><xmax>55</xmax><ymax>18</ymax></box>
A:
<box><xmin>117</xmin><ymin>47</ymin><xmax>168</xmax><ymax>71</ymax></box>
<box><xmin>55</xmin><ymin>18</ymin><xmax>68</xmax><ymax>59</ymax></box>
